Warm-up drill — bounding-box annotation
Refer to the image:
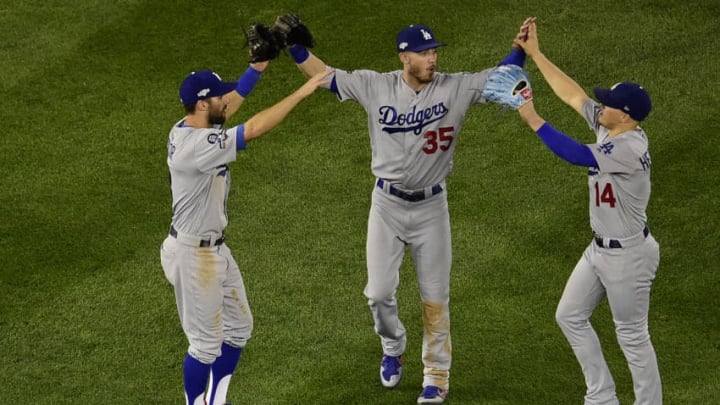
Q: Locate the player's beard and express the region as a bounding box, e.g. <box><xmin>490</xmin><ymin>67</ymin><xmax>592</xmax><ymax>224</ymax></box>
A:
<box><xmin>409</xmin><ymin>64</ymin><xmax>434</xmax><ymax>84</ymax></box>
<box><xmin>209</xmin><ymin>105</ymin><xmax>227</xmax><ymax>126</ymax></box>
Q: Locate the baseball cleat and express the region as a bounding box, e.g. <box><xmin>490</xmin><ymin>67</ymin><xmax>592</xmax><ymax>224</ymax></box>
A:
<box><xmin>417</xmin><ymin>385</ymin><xmax>448</xmax><ymax>404</ymax></box>
<box><xmin>379</xmin><ymin>355</ymin><xmax>403</xmax><ymax>388</ymax></box>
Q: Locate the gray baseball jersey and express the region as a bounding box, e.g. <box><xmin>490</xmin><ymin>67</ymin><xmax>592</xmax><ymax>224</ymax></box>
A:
<box><xmin>167</xmin><ymin>120</ymin><xmax>241</xmax><ymax>238</ymax></box>
<box><xmin>582</xmin><ymin>99</ymin><xmax>652</xmax><ymax>238</ymax></box>
<box><xmin>334</xmin><ymin>69</ymin><xmax>492</xmax><ymax>189</ymax></box>
<box><xmin>333</xmin><ymin>68</ymin><xmax>492</xmax><ymax>391</ymax></box>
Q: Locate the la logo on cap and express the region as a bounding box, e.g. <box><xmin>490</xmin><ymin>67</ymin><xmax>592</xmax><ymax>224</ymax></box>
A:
<box><xmin>396</xmin><ymin>24</ymin><xmax>446</xmax><ymax>53</ymax></box>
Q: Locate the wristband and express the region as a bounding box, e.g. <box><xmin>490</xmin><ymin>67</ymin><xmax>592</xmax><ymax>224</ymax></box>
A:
<box><xmin>235</xmin><ymin>67</ymin><xmax>262</xmax><ymax>98</ymax></box>
<box><xmin>498</xmin><ymin>48</ymin><xmax>527</xmax><ymax>67</ymax></box>
<box><xmin>288</xmin><ymin>45</ymin><xmax>310</xmax><ymax>64</ymax></box>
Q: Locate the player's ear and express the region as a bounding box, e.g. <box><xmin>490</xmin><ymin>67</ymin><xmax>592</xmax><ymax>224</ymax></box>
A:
<box><xmin>196</xmin><ymin>99</ymin><xmax>209</xmax><ymax>112</ymax></box>
<box><xmin>398</xmin><ymin>52</ymin><xmax>409</xmax><ymax>65</ymax></box>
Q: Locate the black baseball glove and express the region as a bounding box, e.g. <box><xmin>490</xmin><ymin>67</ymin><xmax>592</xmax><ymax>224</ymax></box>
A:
<box><xmin>272</xmin><ymin>14</ymin><xmax>316</xmax><ymax>48</ymax></box>
<box><xmin>246</xmin><ymin>23</ymin><xmax>282</xmax><ymax>63</ymax></box>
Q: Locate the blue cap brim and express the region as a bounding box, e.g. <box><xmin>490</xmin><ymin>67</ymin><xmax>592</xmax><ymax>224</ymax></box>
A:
<box><xmin>206</xmin><ymin>82</ymin><xmax>238</xmax><ymax>99</ymax></box>
<box><xmin>593</xmin><ymin>87</ymin><xmax>622</xmax><ymax>109</ymax></box>
<box><xmin>402</xmin><ymin>42</ymin><xmax>446</xmax><ymax>53</ymax></box>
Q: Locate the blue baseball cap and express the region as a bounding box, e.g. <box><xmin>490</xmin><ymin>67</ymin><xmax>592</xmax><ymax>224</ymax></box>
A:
<box><xmin>594</xmin><ymin>82</ymin><xmax>652</xmax><ymax>121</ymax></box>
<box><xmin>396</xmin><ymin>24</ymin><xmax>446</xmax><ymax>53</ymax></box>
<box><xmin>179</xmin><ymin>70</ymin><xmax>237</xmax><ymax>105</ymax></box>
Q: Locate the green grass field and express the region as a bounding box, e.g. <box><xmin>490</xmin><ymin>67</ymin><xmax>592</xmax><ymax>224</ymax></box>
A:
<box><xmin>1</xmin><ymin>0</ymin><xmax>718</xmax><ymax>403</ymax></box>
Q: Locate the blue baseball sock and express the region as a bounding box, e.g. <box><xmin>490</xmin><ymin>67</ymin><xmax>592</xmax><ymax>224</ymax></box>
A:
<box><xmin>183</xmin><ymin>354</ymin><xmax>211</xmax><ymax>405</ymax></box>
<box><xmin>205</xmin><ymin>343</ymin><xmax>243</xmax><ymax>405</ymax></box>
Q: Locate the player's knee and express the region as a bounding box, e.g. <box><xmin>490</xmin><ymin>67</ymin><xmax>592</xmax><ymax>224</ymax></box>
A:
<box><xmin>365</xmin><ymin>287</ymin><xmax>395</xmax><ymax>304</ymax></box>
<box><xmin>555</xmin><ymin>305</ymin><xmax>587</xmax><ymax>331</ymax></box>
<box><xmin>615</xmin><ymin>320</ymin><xmax>650</xmax><ymax>347</ymax></box>
<box><xmin>554</xmin><ymin>304</ymin><xmax>570</xmax><ymax>327</ymax></box>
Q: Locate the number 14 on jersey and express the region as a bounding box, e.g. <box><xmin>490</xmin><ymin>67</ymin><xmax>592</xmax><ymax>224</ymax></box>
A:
<box><xmin>594</xmin><ymin>181</ymin><xmax>616</xmax><ymax>207</ymax></box>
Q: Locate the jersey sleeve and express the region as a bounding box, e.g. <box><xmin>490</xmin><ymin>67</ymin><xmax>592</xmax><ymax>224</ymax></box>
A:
<box><xmin>228</xmin><ymin>125</ymin><xmax>247</xmax><ymax>151</ymax></box>
<box><xmin>193</xmin><ymin>127</ymin><xmax>238</xmax><ymax>173</ymax></box>
<box><xmin>581</xmin><ymin>98</ymin><xmax>604</xmax><ymax>135</ymax></box>
<box><xmin>334</xmin><ymin>69</ymin><xmax>383</xmax><ymax>104</ymax></box>
<box><xmin>436</xmin><ymin>68</ymin><xmax>492</xmax><ymax>106</ymax></box>
<box><xmin>469</xmin><ymin>68</ymin><xmax>494</xmax><ymax>104</ymax></box>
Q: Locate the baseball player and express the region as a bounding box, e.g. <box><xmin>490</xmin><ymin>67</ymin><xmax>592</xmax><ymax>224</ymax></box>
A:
<box><xmin>160</xmin><ymin>50</ymin><xmax>330</xmax><ymax>405</ymax></box>
<box><xmin>271</xmin><ymin>15</ymin><xmax>534</xmax><ymax>404</ymax></box>
<box><xmin>514</xmin><ymin>20</ymin><xmax>661</xmax><ymax>404</ymax></box>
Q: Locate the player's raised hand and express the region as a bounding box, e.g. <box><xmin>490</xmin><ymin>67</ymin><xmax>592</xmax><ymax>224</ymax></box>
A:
<box><xmin>512</xmin><ymin>17</ymin><xmax>535</xmax><ymax>48</ymax></box>
<box><xmin>517</xmin><ymin>20</ymin><xmax>540</xmax><ymax>57</ymax></box>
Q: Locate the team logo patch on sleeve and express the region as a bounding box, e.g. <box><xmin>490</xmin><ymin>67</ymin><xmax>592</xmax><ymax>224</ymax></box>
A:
<box><xmin>207</xmin><ymin>131</ymin><xmax>228</xmax><ymax>149</ymax></box>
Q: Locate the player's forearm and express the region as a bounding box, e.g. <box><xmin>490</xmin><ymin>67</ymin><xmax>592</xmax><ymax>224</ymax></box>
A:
<box><xmin>530</xmin><ymin>52</ymin><xmax>588</xmax><ymax>111</ymax></box>
<box><xmin>518</xmin><ymin>102</ymin><xmax>546</xmax><ymax>131</ymax></box>
<box><xmin>242</xmin><ymin>91</ymin><xmax>306</xmax><ymax>142</ymax></box>
<box><xmin>225</xmin><ymin>66</ymin><xmax>264</xmax><ymax>118</ymax></box>
<box><xmin>289</xmin><ymin>46</ymin><xmax>327</xmax><ymax>78</ymax></box>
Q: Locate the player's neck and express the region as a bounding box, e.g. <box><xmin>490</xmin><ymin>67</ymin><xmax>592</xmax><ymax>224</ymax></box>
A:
<box><xmin>402</xmin><ymin>72</ymin><xmax>428</xmax><ymax>93</ymax></box>
<box><xmin>608</xmin><ymin>122</ymin><xmax>639</xmax><ymax>138</ymax></box>
<box><xmin>184</xmin><ymin>114</ymin><xmax>211</xmax><ymax>129</ymax></box>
